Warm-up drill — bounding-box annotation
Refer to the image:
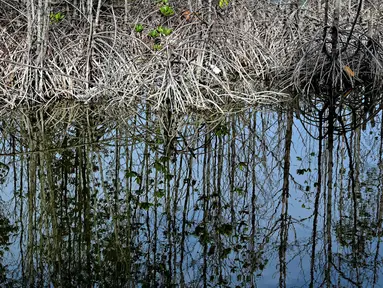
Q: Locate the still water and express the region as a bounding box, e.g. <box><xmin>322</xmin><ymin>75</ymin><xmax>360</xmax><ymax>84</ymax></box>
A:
<box><xmin>0</xmin><ymin>103</ymin><xmax>382</xmax><ymax>287</ymax></box>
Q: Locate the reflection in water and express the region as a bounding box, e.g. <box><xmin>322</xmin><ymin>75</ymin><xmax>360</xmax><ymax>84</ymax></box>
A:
<box><xmin>0</xmin><ymin>103</ymin><xmax>382</xmax><ymax>287</ymax></box>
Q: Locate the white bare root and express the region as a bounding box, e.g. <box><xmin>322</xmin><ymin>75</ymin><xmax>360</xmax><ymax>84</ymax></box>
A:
<box><xmin>0</xmin><ymin>0</ymin><xmax>382</xmax><ymax>114</ymax></box>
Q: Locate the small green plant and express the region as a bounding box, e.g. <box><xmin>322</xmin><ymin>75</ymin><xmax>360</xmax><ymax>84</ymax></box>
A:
<box><xmin>157</xmin><ymin>26</ymin><xmax>173</xmax><ymax>36</ymax></box>
<box><xmin>153</xmin><ymin>44</ymin><xmax>163</xmax><ymax>51</ymax></box>
<box><xmin>49</xmin><ymin>12</ymin><xmax>65</xmax><ymax>23</ymax></box>
<box><xmin>148</xmin><ymin>29</ymin><xmax>159</xmax><ymax>38</ymax></box>
<box><xmin>159</xmin><ymin>5</ymin><xmax>175</xmax><ymax>16</ymax></box>
<box><xmin>134</xmin><ymin>24</ymin><xmax>144</xmax><ymax>33</ymax></box>
<box><xmin>219</xmin><ymin>0</ymin><xmax>230</xmax><ymax>8</ymax></box>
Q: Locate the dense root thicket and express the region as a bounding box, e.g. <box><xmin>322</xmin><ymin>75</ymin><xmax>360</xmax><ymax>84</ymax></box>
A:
<box><xmin>0</xmin><ymin>0</ymin><xmax>382</xmax><ymax>114</ymax></box>
<box><xmin>291</xmin><ymin>26</ymin><xmax>383</xmax><ymax>132</ymax></box>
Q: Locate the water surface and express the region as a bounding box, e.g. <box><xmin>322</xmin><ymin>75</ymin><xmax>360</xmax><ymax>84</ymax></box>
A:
<box><xmin>0</xmin><ymin>104</ymin><xmax>382</xmax><ymax>288</ymax></box>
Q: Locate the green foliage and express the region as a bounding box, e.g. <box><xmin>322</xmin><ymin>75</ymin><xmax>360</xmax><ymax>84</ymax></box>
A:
<box><xmin>157</xmin><ymin>26</ymin><xmax>173</xmax><ymax>36</ymax></box>
<box><xmin>219</xmin><ymin>0</ymin><xmax>230</xmax><ymax>8</ymax></box>
<box><xmin>238</xmin><ymin>162</ymin><xmax>247</xmax><ymax>171</ymax></box>
<box><xmin>139</xmin><ymin>202</ymin><xmax>154</xmax><ymax>210</ymax></box>
<box><xmin>157</xmin><ymin>26</ymin><xmax>165</xmax><ymax>34</ymax></box>
<box><xmin>126</xmin><ymin>170</ymin><xmax>138</xmax><ymax>177</ymax></box>
<box><xmin>154</xmin><ymin>189</ymin><xmax>165</xmax><ymax>198</ymax></box>
<box><xmin>159</xmin><ymin>5</ymin><xmax>175</xmax><ymax>16</ymax></box>
<box><xmin>0</xmin><ymin>162</ymin><xmax>9</xmax><ymax>185</ymax></box>
<box><xmin>234</xmin><ymin>187</ymin><xmax>244</xmax><ymax>195</ymax></box>
<box><xmin>148</xmin><ymin>29</ymin><xmax>159</xmax><ymax>38</ymax></box>
<box><xmin>49</xmin><ymin>12</ymin><xmax>65</xmax><ymax>23</ymax></box>
<box><xmin>135</xmin><ymin>174</ymin><xmax>142</xmax><ymax>184</ymax></box>
<box><xmin>193</xmin><ymin>223</ymin><xmax>210</xmax><ymax>243</ymax></box>
<box><xmin>296</xmin><ymin>168</ymin><xmax>311</xmax><ymax>175</ymax></box>
<box><xmin>0</xmin><ymin>215</ymin><xmax>17</xmax><ymax>247</ymax></box>
<box><xmin>154</xmin><ymin>160</ymin><xmax>166</xmax><ymax>171</ymax></box>
<box><xmin>220</xmin><ymin>247</ymin><xmax>231</xmax><ymax>259</ymax></box>
<box><xmin>153</xmin><ymin>43</ymin><xmax>163</xmax><ymax>50</ymax></box>
<box><xmin>217</xmin><ymin>223</ymin><xmax>233</xmax><ymax>236</ymax></box>
<box><xmin>134</xmin><ymin>24</ymin><xmax>144</xmax><ymax>33</ymax></box>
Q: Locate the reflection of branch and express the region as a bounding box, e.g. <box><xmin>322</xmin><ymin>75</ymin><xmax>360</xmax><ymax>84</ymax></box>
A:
<box><xmin>310</xmin><ymin>106</ymin><xmax>324</xmax><ymax>287</ymax></box>
<box><xmin>330</xmin><ymin>259</ymin><xmax>360</xmax><ymax>287</ymax></box>
<box><xmin>0</xmin><ymin>137</ymin><xmax>120</xmax><ymax>157</ymax></box>
<box><xmin>337</xmin><ymin>116</ymin><xmax>358</xmax><ymax>264</ymax></box>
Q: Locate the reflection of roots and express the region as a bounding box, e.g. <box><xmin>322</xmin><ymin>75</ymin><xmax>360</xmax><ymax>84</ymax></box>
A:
<box><xmin>291</xmin><ymin>27</ymin><xmax>383</xmax><ymax>133</ymax></box>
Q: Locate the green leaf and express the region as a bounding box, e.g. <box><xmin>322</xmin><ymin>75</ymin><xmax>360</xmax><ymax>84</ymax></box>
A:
<box><xmin>154</xmin><ymin>189</ymin><xmax>165</xmax><ymax>198</ymax></box>
<box><xmin>134</xmin><ymin>24</ymin><xmax>144</xmax><ymax>33</ymax></box>
<box><xmin>238</xmin><ymin>162</ymin><xmax>247</xmax><ymax>171</ymax></box>
<box><xmin>220</xmin><ymin>248</ymin><xmax>231</xmax><ymax>259</ymax></box>
<box><xmin>297</xmin><ymin>169</ymin><xmax>305</xmax><ymax>175</ymax></box>
<box><xmin>157</xmin><ymin>26</ymin><xmax>165</xmax><ymax>34</ymax></box>
<box><xmin>218</xmin><ymin>224</ymin><xmax>233</xmax><ymax>236</ymax></box>
<box><xmin>162</xmin><ymin>27</ymin><xmax>172</xmax><ymax>36</ymax></box>
<box><xmin>126</xmin><ymin>170</ymin><xmax>138</xmax><ymax>177</ymax></box>
<box><xmin>139</xmin><ymin>202</ymin><xmax>153</xmax><ymax>210</ymax></box>
<box><xmin>154</xmin><ymin>161</ymin><xmax>164</xmax><ymax>171</ymax></box>
<box><xmin>156</xmin><ymin>25</ymin><xmax>172</xmax><ymax>35</ymax></box>
<box><xmin>259</xmin><ymin>262</ymin><xmax>266</xmax><ymax>270</ymax></box>
<box><xmin>215</xmin><ymin>124</ymin><xmax>229</xmax><ymax>136</ymax></box>
<box><xmin>153</xmin><ymin>44</ymin><xmax>163</xmax><ymax>51</ymax></box>
<box><xmin>159</xmin><ymin>5</ymin><xmax>175</xmax><ymax>16</ymax></box>
<box><xmin>49</xmin><ymin>12</ymin><xmax>65</xmax><ymax>23</ymax></box>
<box><xmin>219</xmin><ymin>0</ymin><xmax>230</xmax><ymax>8</ymax></box>
<box><xmin>165</xmin><ymin>173</ymin><xmax>174</xmax><ymax>180</ymax></box>
<box><xmin>148</xmin><ymin>29</ymin><xmax>159</xmax><ymax>38</ymax></box>
<box><xmin>234</xmin><ymin>187</ymin><xmax>244</xmax><ymax>195</ymax></box>
<box><xmin>159</xmin><ymin>156</ymin><xmax>170</xmax><ymax>162</ymax></box>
